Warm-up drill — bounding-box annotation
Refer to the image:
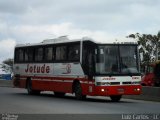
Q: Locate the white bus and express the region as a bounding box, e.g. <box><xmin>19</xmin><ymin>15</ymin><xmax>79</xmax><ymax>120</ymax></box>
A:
<box><xmin>13</xmin><ymin>36</ymin><xmax>142</xmax><ymax>102</ymax></box>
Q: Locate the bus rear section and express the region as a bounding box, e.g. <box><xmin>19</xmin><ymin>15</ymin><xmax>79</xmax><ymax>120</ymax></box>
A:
<box><xmin>13</xmin><ymin>37</ymin><xmax>142</xmax><ymax>102</ymax></box>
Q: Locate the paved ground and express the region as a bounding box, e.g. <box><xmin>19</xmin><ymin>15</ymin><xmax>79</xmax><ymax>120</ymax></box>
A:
<box><xmin>0</xmin><ymin>87</ymin><xmax>160</xmax><ymax>120</ymax></box>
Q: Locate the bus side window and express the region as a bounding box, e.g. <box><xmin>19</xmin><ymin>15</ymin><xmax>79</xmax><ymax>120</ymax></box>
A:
<box><xmin>68</xmin><ymin>45</ymin><xmax>80</xmax><ymax>61</ymax></box>
<box><xmin>45</xmin><ymin>47</ymin><xmax>54</xmax><ymax>61</ymax></box>
<box><xmin>15</xmin><ymin>49</ymin><xmax>19</xmax><ymax>62</ymax></box>
<box><xmin>35</xmin><ymin>47</ymin><xmax>44</xmax><ymax>62</ymax></box>
<box><xmin>24</xmin><ymin>48</ymin><xmax>34</xmax><ymax>62</ymax></box>
<box><xmin>15</xmin><ymin>49</ymin><xmax>24</xmax><ymax>62</ymax></box>
<box><xmin>56</xmin><ymin>46</ymin><xmax>67</xmax><ymax>61</ymax></box>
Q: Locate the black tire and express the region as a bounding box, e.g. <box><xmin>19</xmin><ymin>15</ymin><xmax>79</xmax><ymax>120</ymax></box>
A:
<box><xmin>54</xmin><ymin>92</ymin><xmax>65</xmax><ymax>97</ymax></box>
<box><xmin>27</xmin><ymin>80</ymin><xmax>40</xmax><ymax>95</ymax></box>
<box><xmin>154</xmin><ymin>82</ymin><xmax>160</xmax><ymax>87</ymax></box>
<box><xmin>110</xmin><ymin>95</ymin><xmax>122</xmax><ymax>102</ymax></box>
<box><xmin>74</xmin><ymin>82</ymin><xmax>86</xmax><ymax>100</ymax></box>
<box><xmin>141</xmin><ymin>83</ymin><xmax>146</xmax><ymax>86</ymax></box>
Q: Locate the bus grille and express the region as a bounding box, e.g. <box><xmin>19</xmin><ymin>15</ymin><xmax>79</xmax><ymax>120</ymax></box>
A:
<box><xmin>110</xmin><ymin>82</ymin><xmax>120</xmax><ymax>85</ymax></box>
<box><xmin>122</xmin><ymin>82</ymin><xmax>132</xmax><ymax>85</ymax></box>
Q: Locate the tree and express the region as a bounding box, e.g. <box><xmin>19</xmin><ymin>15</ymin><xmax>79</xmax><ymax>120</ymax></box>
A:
<box><xmin>0</xmin><ymin>58</ymin><xmax>13</xmax><ymax>73</ymax></box>
<box><xmin>127</xmin><ymin>31</ymin><xmax>160</xmax><ymax>64</ymax></box>
<box><xmin>3</xmin><ymin>58</ymin><xmax>13</xmax><ymax>68</ymax></box>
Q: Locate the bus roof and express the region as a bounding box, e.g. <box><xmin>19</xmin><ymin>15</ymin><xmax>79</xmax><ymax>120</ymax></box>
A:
<box><xmin>15</xmin><ymin>36</ymin><xmax>93</xmax><ymax>47</ymax></box>
<box><xmin>15</xmin><ymin>36</ymin><xmax>137</xmax><ymax>48</ymax></box>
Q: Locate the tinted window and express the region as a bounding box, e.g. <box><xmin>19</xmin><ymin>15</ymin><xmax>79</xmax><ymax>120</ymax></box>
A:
<box><xmin>68</xmin><ymin>44</ymin><xmax>80</xmax><ymax>61</ymax></box>
<box><xmin>56</xmin><ymin>46</ymin><xmax>67</xmax><ymax>60</ymax></box>
<box><xmin>45</xmin><ymin>47</ymin><xmax>54</xmax><ymax>61</ymax></box>
<box><xmin>24</xmin><ymin>48</ymin><xmax>34</xmax><ymax>62</ymax></box>
<box><xmin>35</xmin><ymin>47</ymin><xmax>43</xmax><ymax>61</ymax></box>
<box><xmin>15</xmin><ymin>49</ymin><xmax>24</xmax><ymax>62</ymax></box>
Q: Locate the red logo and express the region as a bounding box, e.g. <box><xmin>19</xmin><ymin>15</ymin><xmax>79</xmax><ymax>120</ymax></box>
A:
<box><xmin>102</xmin><ymin>77</ymin><xmax>116</xmax><ymax>80</ymax></box>
<box><xmin>25</xmin><ymin>64</ymin><xmax>50</xmax><ymax>73</ymax></box>
<box><xmin>62</xmin><ymin>64</ymin><xmax>71</xmax><ymax>74</ymax></box>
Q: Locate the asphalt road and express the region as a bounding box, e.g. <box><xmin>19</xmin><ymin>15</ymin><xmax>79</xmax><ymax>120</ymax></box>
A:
<box><xmin>0</xmin><ymin>87</ymin><xmax>160</xmax><ymax>120</ymax></box>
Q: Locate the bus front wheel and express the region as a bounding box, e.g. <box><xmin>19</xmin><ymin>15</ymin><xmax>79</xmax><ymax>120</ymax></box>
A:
<box><xmin>110</xmin><ymin>95</ymin><xmax>122</xmax><ymax>102</ymax></box>
<box><xmin>74</xmin><ymin>82</ymin><xmax>86</xmax><ymax>100</ymax></box>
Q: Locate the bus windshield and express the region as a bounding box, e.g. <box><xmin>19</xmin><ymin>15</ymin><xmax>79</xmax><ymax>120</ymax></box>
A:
<box><xmin>95</xmin><ymin>45</ymin><xmax>140</xmax><ymax>75</ymax></box>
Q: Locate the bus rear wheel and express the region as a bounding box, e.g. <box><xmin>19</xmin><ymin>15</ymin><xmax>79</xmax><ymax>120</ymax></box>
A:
<box><xmin>74</xmin><ymin>82</ymin><xmax>86</xmax><ymax>100</ymax></box>
<box><xmin>110</xmin><ymin>95</ymin><xmax>122</xmax><ymax>102</ymax></box>
<box><xmin>27</xmin><ymin>80</ymin><xmax>40</xmax><ymax>95</ymax></box>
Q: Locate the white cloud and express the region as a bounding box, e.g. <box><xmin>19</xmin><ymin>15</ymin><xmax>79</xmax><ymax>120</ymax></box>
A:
<box><xmin>0</xmin><ymin>22</ymin><xmax>131</xmax><ymax>62</ymax></box>
<box><xmin>0</xmin><ymin>0</ymin><xmax>29</xmax><ymax>14</ymax></box>
<box><xmin>0</xmin><ymin>0</ymin><xmax>159</xmax><ymax>62</ymax></box>
<box><xmin>0</xmin><ymin>39</ymin><xmax>16</xmax><ymax>62</ymax></box>
<box><xmin>6</xmin><ymin>22</ymin><xmax>132</xmax><ymax>44</ymax></box>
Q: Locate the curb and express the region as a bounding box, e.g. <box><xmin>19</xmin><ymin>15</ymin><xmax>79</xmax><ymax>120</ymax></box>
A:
<box><xmin>0</xmin><ymin>80</ymin><xmax>13</xmax><ymax>87</ymax></box>
<box><xmin>123</xmin><ymin>86</ymin><xmax>160</xmax><ymax>102</ymax></box>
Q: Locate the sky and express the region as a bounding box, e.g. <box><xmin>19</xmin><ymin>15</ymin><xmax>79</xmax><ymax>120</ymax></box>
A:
<box><xmin>0</xmin><ymin>0</ymin><xmax>160</xmax><ymax>62</ymax></box>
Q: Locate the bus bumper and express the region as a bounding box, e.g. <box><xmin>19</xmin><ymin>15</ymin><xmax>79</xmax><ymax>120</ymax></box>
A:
<box><xmin>94</xmin><ymin>85</ymin><xmax>142</xmax><ymax>96</ymax></box>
